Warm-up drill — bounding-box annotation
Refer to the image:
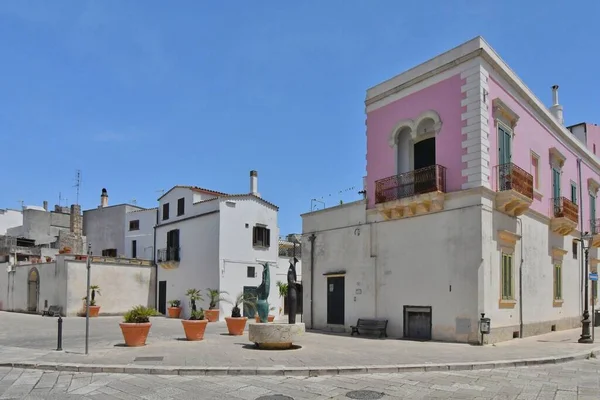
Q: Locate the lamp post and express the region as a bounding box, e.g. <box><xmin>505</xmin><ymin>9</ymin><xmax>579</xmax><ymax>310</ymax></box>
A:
<box><xmin>579</xmin><ymin>234</ymin><xmax>593</xmax><ymax>343</ymax></box>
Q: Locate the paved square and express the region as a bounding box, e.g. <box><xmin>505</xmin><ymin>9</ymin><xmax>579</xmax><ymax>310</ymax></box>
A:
<box><xmin>0</xmin><ymin>358</ymin><xmax>599</xmax><ymax>399</ymax></box>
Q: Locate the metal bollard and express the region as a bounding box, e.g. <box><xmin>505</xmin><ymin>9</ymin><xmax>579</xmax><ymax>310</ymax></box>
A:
<box><xmin>56</xmin><ymin>316</ymin><xmax>63</xmax><ymax>351</ymax></box>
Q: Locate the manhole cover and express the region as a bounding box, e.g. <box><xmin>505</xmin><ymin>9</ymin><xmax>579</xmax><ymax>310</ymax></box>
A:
<box><xmin>255</xmin><ymin>396</ymin><xmax>294</xmax><ymax>400</ymax></box>
<box><xmin>345</xmin><ymin>390</ymin><xmax>385</xmax><ymax>399</ymax></box>
<box><xmin>134</xmin><ymin>356</ymin><xmax>164</xmax><ymax>362</ymax></box>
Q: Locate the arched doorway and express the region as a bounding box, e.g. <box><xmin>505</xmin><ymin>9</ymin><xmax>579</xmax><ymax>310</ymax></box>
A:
<box><xmin>27</xmin><ymin>268</ymin><xmax>39</xmax><ymax>312</ymax></box>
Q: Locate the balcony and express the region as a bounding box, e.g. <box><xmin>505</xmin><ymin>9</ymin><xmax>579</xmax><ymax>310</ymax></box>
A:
<box><xmin>550</xmin><ymin>198</ymin><xmax>578</xmax><ymax>236</ymax></box>
<box><xmin>374</xmin><ymin>165</ymin><xmax>446</xmax><ymax>220</ymax></box>
<box><xmin>157</xmin><ymin>247</ymin><xmax>180</xmax><ymax>268</ymax></box>
<box><xmin>494</xmin><ymin>163</ymin><xmax>534</xmax><ymax>217</ymax></box>
<box><xmin>590</xmin><ymin>219</ymin><xmax>600</xmax><ymax>247</ymax></box>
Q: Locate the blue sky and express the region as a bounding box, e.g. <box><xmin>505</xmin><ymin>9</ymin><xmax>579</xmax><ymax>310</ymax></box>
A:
<box><xmin>1</xmin><ymin>0</ymin><xmax>598</xmax><ymax>235</ymax></box>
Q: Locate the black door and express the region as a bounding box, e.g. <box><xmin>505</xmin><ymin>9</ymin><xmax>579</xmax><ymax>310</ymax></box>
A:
<box><xmin>327</xmin><ymin>276</ymin><xmax>345</xmax><ymax>325</ymax></box>
<box><xmin>413</xmin><ymin>138</ymin><xmax>436</xmax><ymax>194</ymax></box>
<box><xmin>158</xmin><ymin>281</ymin><xmax>167</xmax><ymax>314</ymax></box>
<box><xmin>404</xmin><ymin>306</ymin><xmax>432</xmax><ymax>340</ymax></box>
<box><xmin>243</xmin><ymin>286</ymin><xmax>258</xmax><ymax>317</ymax></box>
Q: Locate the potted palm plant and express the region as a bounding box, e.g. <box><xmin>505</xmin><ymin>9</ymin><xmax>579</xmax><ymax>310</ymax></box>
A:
<box><xmin>119</xmin><ymin>305</ymin><xmax>159</xmax><ymax>346</ymax></box>
<box><xmin>225</xmin><ymin>292</ymin><xmax>256</xmax><ymax>335</ymax></box>
<box><xmin>167</xmin><ymin>299</ymin><xmax>181</xmax><ymax>318</ymax></box>
<box><xmin>82</xmin><ymin>285</ymin><xmax>101</xmax><ymax>317</ymax></box>
<box><xmin>205</xmin><ymin>288</ymin><xmax>228</xmax><ymax>322</ymax></box>
<box><xmin>276</xmin><ymin>281</ymin><xmax>288</xmax><ymax>316</ymax></box>
<box><xmin>181</xmin><ymin>289</ymin><xmax>208</xmax><ymax>341</ymax></box>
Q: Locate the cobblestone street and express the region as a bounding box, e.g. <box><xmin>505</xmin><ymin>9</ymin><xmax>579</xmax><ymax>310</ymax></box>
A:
<box><xmin>0</xmin><ymin>358</ymin><xmax>598</xmax><ymax>399</ymax></box>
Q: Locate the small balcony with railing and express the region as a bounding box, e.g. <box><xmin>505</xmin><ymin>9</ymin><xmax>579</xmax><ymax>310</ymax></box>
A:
<box><xmin>590</xmin><ymin>219</ymin><xmax>600</xmax><ymax>247</ymax></box>
<box><xmin>374</xmin><ymin>164</ymin><xmax>447</xmax><ymax>220</ymax></box>
<box><xmin>157</xmin><ymin>247</ymin><xmax>180</xmax><ymax>267</ymax></box>
<box><xmin>549</xmin><ymin>198</ymin><xmax>578</xmax><ymax>236</ymax></box>
<box><xmin>493</xmin><ymin>163</ymin><xmax>534</xmax><ymax>217</ymax></box>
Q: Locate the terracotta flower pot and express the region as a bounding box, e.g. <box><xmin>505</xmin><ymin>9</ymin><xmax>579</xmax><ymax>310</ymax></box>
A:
<box><xmin>167</xmin><ymin>307</ymin><xmax>181</xmax><ymax>318</ymax></box>
<box><xmin>181</xmin><ymin>319</ymin><xmax>208</xmax><ymax>341</ymax></box>
<box><xmin>225</xmin><ymin>317</ymin><xmax>247</xmax><ymax>335</ymax></box>
<box><xmin>85</xmin><ymin>305</ymin><xmax>100</xmax><ymax>317</ymax></box>
<box><xmin>268</xmin><ymin>315</ymin><xmax>275</xmax><ymax>322</ymax></box>
<box><xmin>119</xmin><ymin>322</ymin><xmax>152</xmax><ymax>347</ymax></box>
<box><xmin>204</xmin><ymin>309</ymin><xmax>219</xmax><ymax>322</ymax></box>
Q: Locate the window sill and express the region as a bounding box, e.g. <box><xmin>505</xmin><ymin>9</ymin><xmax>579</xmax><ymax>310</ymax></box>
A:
<box><xmin>533</xmin><ymin>190</ymin><xmax>543</xmax><ymax>201</ymax></box>
<box><xmin>253</xmin><ymin>245</ymin><xmax>270</xmax><ymax>249</ymax></box>
<box><xmin>553</xmin><ymin>299</ymin><xmax>564</xmax><ymax>308</ymax></box>
<box><xmin>498</xmin><ymin>299</ymin><xmax>517</xmax><ymax>309</ymax></box>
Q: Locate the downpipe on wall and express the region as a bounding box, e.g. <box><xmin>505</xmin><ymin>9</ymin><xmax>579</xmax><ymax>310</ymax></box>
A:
<box><xmin>309</xmin><ymin>233</ymin><xmax>316</xmax><ymax>329</ymax></box>
<box><xmin>517</xmin><ymin>217</ymin><xmax>524</xmax><ymax>338</ymax></box>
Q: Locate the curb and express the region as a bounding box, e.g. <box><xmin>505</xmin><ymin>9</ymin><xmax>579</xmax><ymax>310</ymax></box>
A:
<box><xmin>1</xmin><ymin>349</ymin><xmax>599</xmax><ymax>377</ymax></box>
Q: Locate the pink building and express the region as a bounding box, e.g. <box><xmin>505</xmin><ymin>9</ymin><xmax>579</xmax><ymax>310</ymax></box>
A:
<box><xmin>302</xmin><ymin>37</ymin><xmax>600</xmax><ymax>343</ymax></box>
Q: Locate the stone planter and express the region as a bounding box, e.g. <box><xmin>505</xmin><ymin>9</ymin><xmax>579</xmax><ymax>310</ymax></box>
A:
<box><xmin>167</xmin><ymin>307</ymin><xmax>181</xmax><ymax>318</ymax></box>
<box><xmin>119</xmin><ymin>322</ymin><xmax>151</xmax><ymax>347</ymax></box>
<box><xmin>181</xmin><ymin>320</ymin><xmax>208</xmax><ymax>341</ymax></box>
<box><xmin>204</xmin><ymin>309</ymin><xmax>219</xmax><ymax>322</ymax></box>
<box><xmin>249</xmin><ymin>322</ymin><xmax>305</xmax><ymax>349</ymax></box>
<box><xmin>225</xmin><ymin>317</ymin><xmax>247</xmax><ymax>335</ymax></box>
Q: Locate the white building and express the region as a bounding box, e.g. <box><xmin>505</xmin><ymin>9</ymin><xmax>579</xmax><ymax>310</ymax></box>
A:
<box><xmin>0</xmin><ymin>209</ymin><xmax>22</xmax><ymax>235</ymax></box>
<box><xmin>83</xmin><ymin>189</ymin><xmax>154</xmax><ymax>259</ymax></box>
<box><xmin>155</xmin><ymin>171</ymin><xmax>289</xmax><ymax>320</ymax></box>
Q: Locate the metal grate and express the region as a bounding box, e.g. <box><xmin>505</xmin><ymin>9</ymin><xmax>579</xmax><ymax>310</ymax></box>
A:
<box><xmin>345</xmin><ymin>390</ymin><xmax>385</xmax><ymax>399</ymax></box>
<box><xmin>133</xmin><ymin>356</ymin><xmax>164</xmax><ymax>362</ymax></box>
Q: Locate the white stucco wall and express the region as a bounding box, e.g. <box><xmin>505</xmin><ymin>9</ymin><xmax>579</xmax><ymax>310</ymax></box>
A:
<box><xmin>125</xmin><ymin>208</ymin><xmax>156</xmax><ymax>260</ymax></box>
<box><xmin>0</xmin><ymin>262</ymin><xmax>68</xmax><ymax>313</ymax></box>
<box><xmin>155</xmin><ymin>200</ymin><xmax>220</xmax><ymax>318</ymax></box>
<box><xmin>218</xmin><ymin>197</ymin><xmax>279</xmax><ymax>320</ymax></box>
<box><xmin>303</xmin><ymin>195</ymin><xmax>483</xmax><ymax>342</ymax></box>
<box><xmin>64</xmin><ymin>259</ymin><xmax>154</xmax><ymax>316</ymax></box>
<box><xmin>83</xmin><ymin>204</ymin><xmax>143</xmax><ymax>257</ymax></box>
<box><xmin>0</xmin><ymin>209</ymin><xmax>23</xmax><ymax>235</ymax></box>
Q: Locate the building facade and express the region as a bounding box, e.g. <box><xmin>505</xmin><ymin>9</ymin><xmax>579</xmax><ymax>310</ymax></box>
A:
<box><xmin>0</xmin><ymin>209</ymin><xmax>22</xmax><ymax>235</ymax></box>
<box><xmin>155</xmin><ymin>171</ymin><xmax>288</xmax><ymax>320</ymax></box>
<box><xmin>302</xmin><ymin>36</ymin><xmax>600</xmax><ymax>343</ymax></box>
<box><xmin>82</xmin><ymin>189</ymin><xmax>153</xmax><ymax>258</ymax></box>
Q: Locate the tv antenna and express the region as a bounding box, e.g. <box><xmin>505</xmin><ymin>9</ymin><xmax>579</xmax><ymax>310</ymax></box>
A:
<box><xmin>74</xmin><ymin>170</ymin><xmax>82</xmax><ymax>205</ymax></box>
<box><xmin>17</xmin><ymin>200</ymin><xmax>24</xmax><ymax>210</ymax></box>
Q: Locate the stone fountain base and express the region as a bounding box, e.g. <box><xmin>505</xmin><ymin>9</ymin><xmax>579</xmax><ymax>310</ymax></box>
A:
<box><xmin>248</xmin><ymin>322</ymin><xmax>305</xmax><ymax>349</ymax></box>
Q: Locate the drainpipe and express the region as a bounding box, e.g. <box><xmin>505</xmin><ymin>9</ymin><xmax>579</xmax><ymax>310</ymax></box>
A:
<box><xmin>517</xmin><ymin>217</ymin><xmax>524</xmax><ymax>338</ymax></box>
<box><xmin>309</xmin><ymin>233</ymin><xmax>316</xmax><ymax>329</ymax></box>
<box><xmin>577</xmin><ymin>158</ymin><xmax>585</xmax><ymax>314</ymax></box>
<box><xmin>153</xmin><ymin>208</ymin><xmax>158</xmax><ymax>309</ymax></box>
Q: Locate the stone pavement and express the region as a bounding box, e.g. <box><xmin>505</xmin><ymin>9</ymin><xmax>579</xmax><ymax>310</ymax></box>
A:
<box><xmin>0</xmin><ymin>358</ymin><xmax>599</xmax><ymax>399</ymax></box>
<box><xmin>1</xmin><ymin>312</ymin><xmax>600</xmax><ymax>376</ymax></box>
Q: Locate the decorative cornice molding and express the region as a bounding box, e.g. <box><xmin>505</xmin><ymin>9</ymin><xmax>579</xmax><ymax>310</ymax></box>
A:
<box><xmin>551</xmin><ymin>246</ymin><xmax>568</xmax><ymax>260</ymax></box>
<box><xmin>588</xmin><ymin>178</ymin><xmax>600</xmax><ymax>194</ymax></box>
<box><xmin>549</xmin><ymin>147</ymin><xmax>567</xmax><ymax>168</ymax></box>
<box><xmin>492</xmin><ymin>98</ymin><xmax>519</xmax><ymax>129</ymax></box>
<box><xmin>498</xmin><ymin>230</ymin><xmax>521</xmax><ymax>247</ymax></box>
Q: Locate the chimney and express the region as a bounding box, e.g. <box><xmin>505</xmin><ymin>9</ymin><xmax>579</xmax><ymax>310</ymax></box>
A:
<box><xmin>250</xmin><ymin>170</ymin><xmax>260</xmax><ymax>198</ymax></box>
<box><xmin>70</xmin><ymin>204</ymin><xmax>82</xmax><ymax>236</ymax></box>
<box><xmin>100</xmin><ymin>188</ymin><xmax>108</xmax><ymax>208</ymax></box>
<box><xmin>549</xmin><ymin>85</ymin><xmax>564</xmax><ymax>125</ymax></box>
<box><xmin>43</xmin><ymin>201</ymin><xmax>48</xmax><ymax>211</ymax></box>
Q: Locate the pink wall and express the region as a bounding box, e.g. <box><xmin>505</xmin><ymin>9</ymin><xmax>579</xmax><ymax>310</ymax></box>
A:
<box><xmin>487</xmin><ymin>77</ymin><xmax>600</xmax><ymax>232</ymax></box>
<box><xmin>366</xmin><ymin>74</ymin><xmax>464</xmax><ymax>208</ymax></box>
<box><xmin>586</xmin><ymin>123</ymin><xmax>600</xmax><ymax>157</ymax></box>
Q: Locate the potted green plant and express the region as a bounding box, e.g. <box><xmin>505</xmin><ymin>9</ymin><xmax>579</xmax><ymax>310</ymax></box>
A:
<box><xmin>224</xmin><ymin>292</ymin><xmax>256</xmax><ymax>335</ymax></box>
<box><xmin>168</xmin><ymin>299</ymin><xmax>181</xmax><ymax>318</ymax></box>
<box><xmin>181</xmin><ymin>289</ymin><xmax>208</xmax><ymax>340</ymax></box>
<box><xmin>119</xmin><ymin>305</ymin><xmax>159</xmax><ymax>346</ymax></box>
<box><xmin>82</xmin><ymin>285</ymin><xmax>101</xmax><ymax>317</ymax></box>
<box><xmin>276</xmin><ymin>281</ymin><xmax>288</xmax><ymax>316</ymax></box>
<box><xmin>205</xmin><ymin>288</ymin><xmax>228</xmax><ymax>322</ymax></box>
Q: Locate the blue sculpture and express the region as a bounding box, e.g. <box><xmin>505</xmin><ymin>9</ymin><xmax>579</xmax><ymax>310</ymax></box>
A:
<box><xmin>256</xmin><ymin>262</ymin><xmax>270</xmax><ymax>323</ymax></box>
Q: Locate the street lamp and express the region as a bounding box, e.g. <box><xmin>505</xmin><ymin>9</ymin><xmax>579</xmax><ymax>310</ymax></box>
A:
<box><xmin>579</xmin><ymin>233</ymin><xmax>594</xmax><ymax>344</ymax></box>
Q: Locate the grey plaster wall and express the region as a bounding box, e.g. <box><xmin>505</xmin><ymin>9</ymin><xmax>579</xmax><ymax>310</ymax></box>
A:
<box><xmin>83</xmin><ymin>205</ymin><xmax>143</xmax><ymax>257</ymax></box>
<box><xmin>6</xmin><ymin>209</ymin><xmax>71</xmax><ymax>245</ymax></box>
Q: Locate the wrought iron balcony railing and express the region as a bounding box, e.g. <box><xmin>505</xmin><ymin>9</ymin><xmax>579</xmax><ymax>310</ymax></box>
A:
<box><xmin>550</xmin><ymin>197</ymin><xmax>579</xmax><ymax>224</ymax></box>
<box><xmin>494</xmin><ymin>163</ymin><xmax>534</xmax><ymax>200</ymax></box>
<box><xmin>591</xmin><ymin>219</ymin><xmax>600</xmax><ymax>235</ymax></box>
<box><xmin>157</xmin><ymin>247</ymin><xmax>180</xmax><ymax>262</ymax></box>
<box><xmin>375</xmin><ymin>165</ymin><xmax>447</xmax><ymax>204</ymax></box>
